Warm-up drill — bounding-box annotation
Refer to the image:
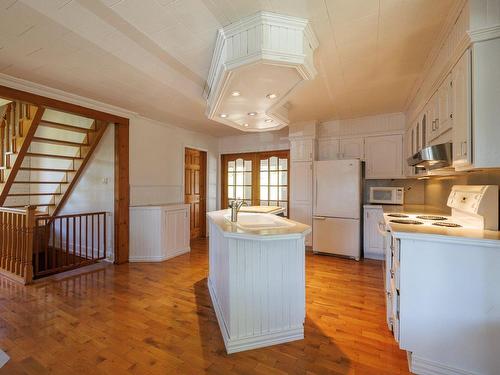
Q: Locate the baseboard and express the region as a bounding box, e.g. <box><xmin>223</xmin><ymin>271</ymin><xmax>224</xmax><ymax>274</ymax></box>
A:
<box><xmin>129</xmin><ymin>247</ymin><xmax>190</xmax><ymax>263</ymax></box>
<box><xmin>364</xmin><ymin>252</ymin><xmax>384</xmax><ymax>260</ymax></box>
<box><xmin>207</xmin><ymin>278</ymin><xmax>304</xmax><ymax>354</ymax></box>
<box><xmin>409</xmin><ymin>353</ymin><xmax>480</xmax><ymax>375</ymax></box>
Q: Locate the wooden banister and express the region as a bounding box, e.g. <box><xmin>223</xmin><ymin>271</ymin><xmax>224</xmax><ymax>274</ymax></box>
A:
<box><xmin>0</xmin><ymin>205</ymin><xmax>36</xmax><ymax>284</ymax></box>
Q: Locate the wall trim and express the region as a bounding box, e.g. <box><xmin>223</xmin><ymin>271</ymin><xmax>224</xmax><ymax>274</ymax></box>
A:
<box><xmin>128</xmin><ymin>247</ymin><xmax>190</xmax><ymax>263</ymax></box>
<box><xmin>0</xmin><ymin>73</ymin><xmax>137</xmax><ymax>119</ymax></box>
<box><xmin>409</xmin><ymin>353</ymin><xmax>480</xmax><ymax>375</ymax></box>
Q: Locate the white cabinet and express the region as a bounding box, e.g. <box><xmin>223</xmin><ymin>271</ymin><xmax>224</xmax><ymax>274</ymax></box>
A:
<box><xmin>290</xmin><ymin>161</ymin><xmax>313</xmax><ymax>246</ymax></box>
<box><xmin>365</xmin><ymin>134</ymin><xmax>404</xmax><ymax>179</ymax></box>
<box><xmin>363</xmin><ymin>206</ymin><xmax>385</xmax><ymax>260</ymax></box>
<box><xmin>290</xmin><ymin>161</ymin><xmax>312</xmax><ymax>204</ymax></box>
<box><xmin>290</xmin><ymin>139</ymin><xmax>314</xmax><ymax>161</ymax></box>
<box><xmin>317</xmin><ymin>137</ymin><xmax>339</xmax><ymax>160</ymax></box>
<box><xmin>130</xmin><ymin>204</ymin><xmax>190</xmax><ymax>262</ymax></box>
<box><xmin>452</xmin><ymin>48</ymin><xmax>472</xmax><ymax>169</ymax></box>
<box><xmin>339</xmin><ymin>137</ymin><xmax>364</xmax><ymax>159</ymax></box>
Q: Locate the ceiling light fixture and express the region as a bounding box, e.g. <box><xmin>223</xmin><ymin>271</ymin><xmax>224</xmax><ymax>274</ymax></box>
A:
<box><xmin>243</xmin><ymin>123</ymin><xmax>249</xmax><ymax>127</ymax></box>
<box><xmin>266</xmin><ymin>93</ymin><xmax>278</xmax><ymax>99</ymax></box>
<box><xmin>220</xmin><ymin>113</ymin><xmax>228</xmax><ymax>118</ymax></box>
<box><xmin>231</xmin><ymin>91</ymin><xmax>241</xmax><ymax>97</ymax></box>
<box><xmin>264</xmin><ymin>119</ymin><xmax>273</xmax><ymax>123</ymax></box>
<box><xmin>248</xmin><ymin>112</ymin><xmax>257</xmax><ymax>116</ymax></box>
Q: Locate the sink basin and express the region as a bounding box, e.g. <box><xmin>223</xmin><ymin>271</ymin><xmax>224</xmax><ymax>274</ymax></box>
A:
<box><xmin>224</xmin><ymin>213</ymin><xmax>295</xmax><ymax>230</ymax></box>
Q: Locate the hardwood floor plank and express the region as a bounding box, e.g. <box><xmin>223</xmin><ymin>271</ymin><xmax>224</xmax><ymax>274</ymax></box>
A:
<box><xmin>0</xmin><ymin>238</ymin><xmax>409</xmax><ymax>374</ymax></box>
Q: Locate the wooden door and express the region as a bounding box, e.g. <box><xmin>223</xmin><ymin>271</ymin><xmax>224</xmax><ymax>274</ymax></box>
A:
<box><xmin>184</xmin><ymin>148</ymin><xmax>206</xmax><ymax>240</ymax></box>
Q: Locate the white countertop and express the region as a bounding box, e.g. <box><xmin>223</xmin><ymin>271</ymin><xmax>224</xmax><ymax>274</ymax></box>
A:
<box><xmin>368</xmin><ymin>204</ymin><xmax>500</xmax><ymax>245</ymax></box>
<box><xmin>207</xmin><ymin>210</ymin><xmax>311</xmax><ymax>240</ymax></box>
<box><xmin>239</xmin><ymin>205</ymin><xmax>285</xmax><ymax>214</ymax></box>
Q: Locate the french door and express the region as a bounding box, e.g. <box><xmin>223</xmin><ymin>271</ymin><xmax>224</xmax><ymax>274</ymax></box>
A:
<box><xmin>221</xmin><ymin>150</ymin><xmax>290</xmax><ymax>216</ymax></box>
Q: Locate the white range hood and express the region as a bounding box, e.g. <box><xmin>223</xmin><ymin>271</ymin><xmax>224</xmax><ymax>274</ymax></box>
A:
<box><xmin>205</xmin><ymin>11</ymin><xmax>318</xmax><ymax>132</ymax></box>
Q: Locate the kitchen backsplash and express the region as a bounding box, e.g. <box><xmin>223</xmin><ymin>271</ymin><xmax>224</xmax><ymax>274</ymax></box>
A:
<box><xmin>425</xmin><ymin>169</ymin><xmax>500</xmax><ymax>213</ymax></box>
<box><xmin>364</xmin><ymin>179</ymin><xmax>425</xmax><ymax>205</ymax></box>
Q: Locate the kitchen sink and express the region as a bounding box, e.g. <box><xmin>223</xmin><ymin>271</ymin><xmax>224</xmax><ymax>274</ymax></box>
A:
<box><xmin>223</xmin><ymin>213</ymin><xmax>294</xmax><ymax>230</ymax></box>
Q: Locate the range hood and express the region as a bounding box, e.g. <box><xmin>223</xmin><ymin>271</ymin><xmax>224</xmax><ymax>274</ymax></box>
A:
<box><xmin>407</xmin><ymin>142</ymin><xmax>452</xmax><ymax>170</ymax></box>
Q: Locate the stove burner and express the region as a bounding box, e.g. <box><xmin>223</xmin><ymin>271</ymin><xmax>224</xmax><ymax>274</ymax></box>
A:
<box><xmin>388</xmin><ymin>214</ymin><xmax>409</xmax><ymax>218</ymax></box>
<box><xmin>390</xmin><ymin>219</ymin><xmax>424</xmax><ymax>225</ymax></box>
<box><xmin>416</xmin><ymin>215</ymin><xmax>448</xmax><ymax>221</ymax></box>
<box><xmin>432</xmin><ymin>222</ymin><xmax>462</xmax><ymax>228</ymax></box>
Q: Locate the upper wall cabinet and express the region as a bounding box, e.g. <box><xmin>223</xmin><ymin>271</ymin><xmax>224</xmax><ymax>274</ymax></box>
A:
<box><xmin>290</xmin><ymin>139</ymin><xmax>315</xmax><ymax>161</ymax></box>
<box><xmin>452</xmin><ymin>42</ymin><xmax>500</xmax><ymax>171</ymax></box>
<box><xmin>317</xmin><ymin>138</ymin><xmax>339</xmax><ymax>160</ymax></box>
<box><xmin>339</xmin><ymin>137</ymin><xmax>364</xmax><ymax>160</ymax></box>
<box><xmin>365</xmin><ymin>135</ymin><xmax>404</xmax><ymax>179</ymax></box>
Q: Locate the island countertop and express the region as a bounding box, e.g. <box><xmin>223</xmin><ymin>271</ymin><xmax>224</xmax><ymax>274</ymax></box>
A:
<box><xmin>207</xmin><ymin>210</ymin><xmax>311</xmax><ymax>239</ymax></box>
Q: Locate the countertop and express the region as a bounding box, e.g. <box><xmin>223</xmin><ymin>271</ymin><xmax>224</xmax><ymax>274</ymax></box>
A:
<box><xmin>239</xmin><ymin>205</ymin><xmax>285</xmax><ymax>214</ymax></box>
<box><xmin>207</xmin><ymin>209</ymin><xmax>311</xmax><ymax>239</ymax></box>
<box><xmin>364</xmin><ymin>204</ymin><xmax>500</xmax><ymax>245</ymax></box>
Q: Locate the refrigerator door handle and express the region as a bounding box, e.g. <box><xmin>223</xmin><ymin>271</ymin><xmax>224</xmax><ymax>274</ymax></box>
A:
<box><xmin>313</xmin><ymin>216</ymin><xmax>326</xmax><ymax>220</ymax></box>
<box><xmin>314</xmin><ymin>175</ymin><xmax>318</xmax><ymax>209</ymax></box>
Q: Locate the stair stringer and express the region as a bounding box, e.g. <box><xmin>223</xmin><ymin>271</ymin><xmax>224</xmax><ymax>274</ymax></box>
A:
<box><xmin>49</xmin><ymin>121</ymin><xmax>110</xmax><ymax>218</ymax></box>
<box><xmin>0</xmin><ymin>106</ymin><xmax>45</xmax><ymax>205</ymax></box>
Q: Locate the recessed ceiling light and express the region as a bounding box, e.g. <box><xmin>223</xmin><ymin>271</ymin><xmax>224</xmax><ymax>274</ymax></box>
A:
<box><xmin>220</xmin><ymin>113</ymin><xmax>228</xmax><ymax>118</ymax></box>
<box><xmin>266</xmin><ymin>93</ymin><xmax>278</xmax><ymax>99</ymax></box>
<box><xmin>264</xmin><ymin>119</ymin><xmax>273</xmax><ymax>123</ymax></box>
<box><xmin>231</xmin><ymin>91</ymin><xmax>241</xmax><ymax>97</ymax></box>
<box><xmin>243</xmin><ymin>123</ymin><xmax>249</xmax><ymax>127</ymax></box>
<box><xmin>248</xmin><ymin>112</ymin><xmax>257</xmax><ymax>116</ymax></box>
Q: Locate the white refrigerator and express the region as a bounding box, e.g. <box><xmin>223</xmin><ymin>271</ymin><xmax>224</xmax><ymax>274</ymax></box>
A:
<box><xmin>312</xmin><ymin>159</ymin><xmax>362</xmax><ymax>260</ymax></box>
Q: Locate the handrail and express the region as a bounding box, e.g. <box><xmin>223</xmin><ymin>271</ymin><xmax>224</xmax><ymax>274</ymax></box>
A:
<box><xmin>0</xmin><ymin>205</ymin><xmax>36</xmax><ymax>284</ymax></box>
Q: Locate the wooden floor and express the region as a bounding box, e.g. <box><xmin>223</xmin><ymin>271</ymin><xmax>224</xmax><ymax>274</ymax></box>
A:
<box><xmin>0</xmin><ymin>238</ymin><xmax>410</xmax><ymax>374</ymax></box>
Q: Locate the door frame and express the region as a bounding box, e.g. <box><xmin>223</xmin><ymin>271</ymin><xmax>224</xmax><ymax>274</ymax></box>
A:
<box><xmin>0</xmin><ymin>84</ymin><xmax>130</xmax><ymax>264</ymax></box>
<box><xmin>220</xmin><ymin>150</ymin><xmax>290</xmax><ymax>212</ymax></box>
<box><xmin>183</xmin><ymin>146</ymin><xmax>207</xmax><ymax>238</ymax></box>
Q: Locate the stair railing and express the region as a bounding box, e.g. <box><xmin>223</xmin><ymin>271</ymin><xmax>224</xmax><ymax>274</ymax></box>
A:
<box><xmin>0</xmin><ymin>205</ymin><xmax>36</xmax><ymax>284</ymax></box>
<box><xmin>33</xmin><ymin>212</ymin><xmax>107</xmax><ymax>278</ymax></box>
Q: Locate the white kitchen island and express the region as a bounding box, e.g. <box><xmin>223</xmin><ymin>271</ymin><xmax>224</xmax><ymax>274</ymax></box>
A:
<box><xmin>207</xmin><ymin>210</ymin><xmax>311</xmax><ymax>354</ymax></box>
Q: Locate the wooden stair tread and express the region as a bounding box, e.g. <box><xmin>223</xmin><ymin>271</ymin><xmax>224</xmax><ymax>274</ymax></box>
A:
<box><xmin>39</xmin><ymin>120</ymin><xmax>92</xmax><ymax>134</ymax></box>
<box><xmin>19</xmin><ymin>167</ymin><xmax>75</xmax><ymax>172</ymax></box>
<box><xmin>13</xmin><ymin>181</ymin><xmax>68</xmax><ymax>184</ymax></box>
<box><xmin>25</xmin><ymin>152</ymin><xmax>82</xmax><ymax>160</ymax></box>
<box><xmin>32</xmin><ymin>137</ymin><xmax>88</xmax><ymax>147</ymax></box>
<box><xmin>7</xmin><ymin>192</ymin><xmax>62</xmax><ymax>196</ymax></box>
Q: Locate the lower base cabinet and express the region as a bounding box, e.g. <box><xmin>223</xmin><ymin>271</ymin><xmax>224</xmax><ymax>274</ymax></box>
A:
<box><xmin>129</xmin><ymin>203</ymin><xmax>190</xmax><ymax>262</ymax></box>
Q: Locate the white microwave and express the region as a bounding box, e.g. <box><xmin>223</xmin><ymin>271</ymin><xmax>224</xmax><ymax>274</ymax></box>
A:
<box><xmin>369</xmin><ymin>187</ymin><xmax>404</xmax><ymax>205</ymax></box>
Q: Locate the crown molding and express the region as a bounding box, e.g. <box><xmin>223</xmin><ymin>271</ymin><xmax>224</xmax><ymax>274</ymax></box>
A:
<box><xmin>0</xmin><ymin>73</ymin><xmax>137</xmax><ymax>119</ymax></box>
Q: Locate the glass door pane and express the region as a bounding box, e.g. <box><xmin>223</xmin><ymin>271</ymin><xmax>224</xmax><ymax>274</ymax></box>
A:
<box><xmin>259</xmin><ymin>154</ymin><xmax>289</xmax><ymax>216</ymax></box>
<box><xmin>226</xmin><ymin>157</ymin><xmax>252</xmax><ymax>207</ymax></box>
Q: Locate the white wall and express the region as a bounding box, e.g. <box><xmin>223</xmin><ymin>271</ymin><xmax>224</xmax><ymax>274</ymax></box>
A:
<box><xmin>129</xmin><ymin>116</ymin><xmax>219</xmax><ymax>213</ymax></box>
<box><xmin>218</xmin><ymin>128</ymin><xmax>289</xmax><ymax>154</ymax></box>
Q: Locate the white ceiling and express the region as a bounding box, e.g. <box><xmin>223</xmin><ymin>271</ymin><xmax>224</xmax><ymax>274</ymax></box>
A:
<box><xmin>0</xmin><ymin>0</ymin><xmax>455</xmax><ymax>136</ymax></box>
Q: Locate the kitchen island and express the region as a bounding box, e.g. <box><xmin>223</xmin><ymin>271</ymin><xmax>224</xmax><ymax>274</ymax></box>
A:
<box><xmin>207</xmin><ymin>210</ymin><xmax>311</xmax><ymax>354</ymax></box>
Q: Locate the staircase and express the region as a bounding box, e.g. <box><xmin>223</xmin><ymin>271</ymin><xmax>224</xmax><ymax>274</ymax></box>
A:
<box><xmin>0</xmin><ymin>101</ymin><xmax>109</xmax><ymax>216</ymax></box>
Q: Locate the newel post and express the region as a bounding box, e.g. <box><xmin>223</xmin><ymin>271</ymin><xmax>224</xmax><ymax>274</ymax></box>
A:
<box><xmin>23</xmin><ymin>205</ymin><xmax>36</xmax><ymax>284</ymax></box>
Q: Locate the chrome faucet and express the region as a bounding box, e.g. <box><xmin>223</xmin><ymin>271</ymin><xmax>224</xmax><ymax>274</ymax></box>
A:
<box><xmin>229</xmin><ymin>200</ymin><xmax>247</xmax><ymax>222</ymax></box>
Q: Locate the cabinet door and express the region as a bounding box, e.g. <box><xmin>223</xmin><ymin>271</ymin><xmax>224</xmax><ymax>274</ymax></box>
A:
<box><xmin>290</xmin><ymin>161</ymin><xmax>312</xmax><ymax>204</ymax></box>
<box><xmin>317</xmin><ymin>138</ymin><xmax>339</xmax><ymax>160</ymax></box>
<box><xmin>452</xmin><ymin>49</ymin><xmax>472</xmax><ymax>168</ymax></box>
<box><xmin>339</xmin><ymin>137</ymin><xmax>364</xmax><ymax>159</ymax></box>
<box><xmin>427</xmin><ymin>93</ymin><xmax>440</xmax><ymax>141</ymax></box>
<box><xmin>365</xmin><ymin>135</ymin><xmax>404</xmax><ymax>179</ymax></box>
<box><xmin>164</xmin><ymin>208</ymin><xmax>189</xmax><ymax>256</ymax></box>
<box><xmin>290</xmin><ymin>139</ymin><xmax>314</xmax><ymax>161</ymax></box>
<box><xmin>438</xmin><ymin>73</ymin><xmax>453</xmax><ymax>136</ymax></box>
<box><xmin>364</xmin><ymin>207</ymin><xmax>385</xmax><ymax>259</ymax></box>
<box><xmin>290</xmin><ymin>203</ymin><xmax>312</xmax><ymax>246</ymax></box>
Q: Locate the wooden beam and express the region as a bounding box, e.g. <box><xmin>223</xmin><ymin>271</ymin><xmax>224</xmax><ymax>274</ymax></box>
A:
<box><xmin>0</xmin><ymin>106</ymin><xmax>45</xmax><ymax>205</ymax></box>
<box><xmin>114</xmin><ymin>121</ymin><xmax>129</xmax><ymax>264</ymax></box>
<box><xmin>0</xmin><ymin>85</ymin><xmax>128</xmax><ymax>125</ymax></box>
